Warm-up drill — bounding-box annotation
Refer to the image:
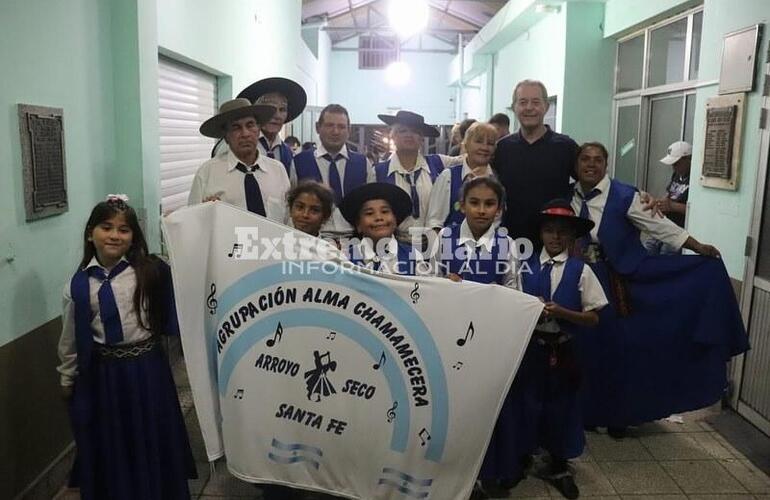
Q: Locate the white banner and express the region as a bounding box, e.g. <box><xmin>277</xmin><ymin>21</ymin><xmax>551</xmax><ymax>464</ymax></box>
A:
<box><xmin>162</xmin><ymin>202</ymin><xmax>542</xmax><ymax>500</ymax></box>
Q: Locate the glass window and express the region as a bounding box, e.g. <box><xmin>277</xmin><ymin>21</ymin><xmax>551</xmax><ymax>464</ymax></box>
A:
<box><xmin>646</xmin><ymin>95</ymin><xmax>685</xmax><ymax>196</ymax></box>
<box><xmin>684</xmin><ymin>93</ymin><xmax>696</xmax><ymax>145</ymax></box>
<box><xmin>614</xmin><ymin>104</ymin><xmax>640</xmax><ymax>185</ymax></box>
<box><xmin>689</xmin><ymin>11</ymin><xmax>703</xmax><ymax>80</ymax></box>
<box><xmin>648</xmin><ymin>18</ymin><xmax>688</xmax><ymax>87</ymax></box>
<box><xmin>616</xmin><ymin>35</ymin><xmax>644</xmax><ymax>92</ymax></box>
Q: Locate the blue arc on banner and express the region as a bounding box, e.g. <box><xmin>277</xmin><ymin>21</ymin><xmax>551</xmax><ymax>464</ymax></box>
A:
<box><xmin>219</xmin><ymin>308</ymin><xmax>412</xmax><ymax>453</ymax></box>
<box><xmin>214</xmin><ymin>262</ymin><xmax>449</xmax><ymax>462</ymax></box>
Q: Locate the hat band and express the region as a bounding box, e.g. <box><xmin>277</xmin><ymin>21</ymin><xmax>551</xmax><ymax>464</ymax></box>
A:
<box><xmin>542</xmin><ymin>207</ymin><xmax>576</xmax><ymax>217</ymax></box>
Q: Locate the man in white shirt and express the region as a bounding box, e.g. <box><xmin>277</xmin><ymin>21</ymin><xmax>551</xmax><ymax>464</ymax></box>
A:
<box><xmin>369</xmin><ymin>110</ymin><xmax>463</xmax><ymax>236</ymax></box>
<box><xmin>292</xmin><ymin>104</ymin><xmax>371</xmax><ymax>238</ymax></box>
<box><xmin>237</xmin><ymin>77</ymin><xmax>307</xmax><ymax>176</ymax></box>
<box><xmin>189</xmin><ymin>98</ymin><xmax>290</xmax><ymax>223</ymax></box>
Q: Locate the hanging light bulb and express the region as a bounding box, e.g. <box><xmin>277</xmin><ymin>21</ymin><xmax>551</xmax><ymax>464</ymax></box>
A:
<box><xmin>388</xmin><ymin>0</ymin><xmax>429</xmax><ymax>39</ymax></box>
<box><xmin>385</xmin><ymin>61</ymin><xmax>411</xmax><ymax>86</ymax></box>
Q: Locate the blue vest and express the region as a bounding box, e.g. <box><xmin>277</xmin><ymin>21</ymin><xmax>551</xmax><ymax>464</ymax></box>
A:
<box><xmin>595</xmin><ymin>179</ymin><xmax>648</xmax><ymax>274</ymax></box>
<box><xmin>443</xmin><ymin>164</ymin><xmax>466</xmax><ymax>228</ymax></box>
<box><xmin>440</xmin><ymin>225</ymin><xmax>510</xmax><ymax>284</ymax></box>
<box><xmin>293</xmin><ymin>150</ymin><xmax>368</xmax><ymax>196</ymax></box>
<box><xmin>374</xmin><ymin>154</ymin><xmax>445</xmax><ymax>184</ymax></box>
<box><xmin>275</xmin><ymin>142</ymin><xmax>293</xmax><ymax>176</ymax></box>
<box><xmin>522</xmin><ymin>254</ymin><xmax>584</xmax><ymax>331</ymax></box>
<box><xmin>68</xmin><ymin>260</ymin><xmax>179</xmax><ymax>373</ymax></box>
<box><xmin>347</xmin><ymin>241</ymin><xmax>419</xmax><ymax>276</ymax></box>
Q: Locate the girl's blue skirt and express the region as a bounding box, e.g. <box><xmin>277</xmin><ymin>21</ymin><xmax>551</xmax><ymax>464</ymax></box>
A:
<box><xmin>68</xmin><ymin>338</ymin><xmax>197</xmax><ymax>500</ymax></box>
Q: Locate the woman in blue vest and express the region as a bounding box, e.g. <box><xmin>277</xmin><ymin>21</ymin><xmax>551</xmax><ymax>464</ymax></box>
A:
<box><xmin>517</xmin><ymin>199</ymin><xmax>608</xmax><ymax>500</ymax></box>
<box><xmin>571</xmin><ymin>142</ymin><xmax>749</xmax><ymax>438</ymax></box>
<box><xmin>426</xmin><ymin>122</ymin><xmax>499</xmax><ymax>231</ymax></box>
<box><xmin>292</xmin><ymin>104</ymin><xmax>370</xmax><ymax>239</ymax></box>
<box><xmin>435</xmin><ymin>177</ymin><xmax>520</xmax><ymax>499</ymax></box>
<box><xmin>339</xmin><ymin>183</ymin><xmax>426</xmax><ymax>275</ymax></box>
<box><xmin>369</xmin><ymin>110</ymin><xmax>463</xmax><ymax>236</ymax></box>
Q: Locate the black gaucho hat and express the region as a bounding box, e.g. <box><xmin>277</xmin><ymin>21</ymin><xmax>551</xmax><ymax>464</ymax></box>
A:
<box><xmin>377</xmin><ymin>110</ymin><xmax>440</xmax><ymax>138</ymax></box>
<box><xmin>339</xmin><ymin>183</ymin><xmax>412</xmax><ymax>227</ymax></box>
<box><xmin>535</xmin><ymin>199</ymin><xmax>594</xmax><ymax>237</ymax></box>
<box><xmin>237</xmin><ymin>77</ymin><xmax>307</xmax><ymax>122</ymax></box>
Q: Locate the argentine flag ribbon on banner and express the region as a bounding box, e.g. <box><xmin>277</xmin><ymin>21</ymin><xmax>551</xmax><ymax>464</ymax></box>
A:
<box><xmin>163</xmin><ymin>202</ymin><xmax>542</xmax><ymax>500</ymax></box>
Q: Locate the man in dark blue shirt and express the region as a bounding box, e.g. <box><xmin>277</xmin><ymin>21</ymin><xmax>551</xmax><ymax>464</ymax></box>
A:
<box><xmin>492</xmin><ymin>80</ymin><xmax>578</xmax><ymax>247</ymax></box>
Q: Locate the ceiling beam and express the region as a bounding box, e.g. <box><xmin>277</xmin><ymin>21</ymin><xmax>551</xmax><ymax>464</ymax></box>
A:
<box><xmin>322</xmin><ymin>26</ymin><xmax>478</xmax><ymax>35</ymax></box>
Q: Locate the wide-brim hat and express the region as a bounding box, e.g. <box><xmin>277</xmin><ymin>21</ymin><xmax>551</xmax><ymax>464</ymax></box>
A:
<box><xmin>339</xmin><ymin>183</ymin><xmax>412</xmax><ymax>227</ymax></box>
<box><xmin>377</xmin><ymin>110</ymin><xmax>440</xmax><ymax>138</ymax></box>
<box><xmin>534</xmin><ymin>199</ymin><xmax>594</xmax><ymax>238</ymax></box>
<box><xmin>199</xmin><ymin>98</ymin><xmax>276</xmax><ymax>138</ymax></box>
<box><xmin>237</xmin><ymin>77</ymin><xmax>307</xmax><ymax>122</ymax></box>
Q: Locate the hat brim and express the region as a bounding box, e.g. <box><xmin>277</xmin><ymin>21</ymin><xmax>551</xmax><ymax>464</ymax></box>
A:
<box><xmin>339</xmin><ymin>183</ymin><xmax>413</xmax><ymax>228</ymax></box>
<box><xmin>199</xmin><ymin>104</ymin><xmax>276</xmax><ymax>138</ymax></box>
<box><xmin>659</xmin><ymin>154</ymin><xmax>681</xmax><ymax>165</ymax></box>
<box><xmin>238</xmin><ymin>77</ymin><xmax>307</xmax><ymax>123</ymax></box>
<box><xmin>535</xmin><ymin>213</ymin><xmax>595</xmax><ymax>238</ymax></box>
<box><xmin>378</xmin><ymin>114</ymin><xmax>440</xmax><ymax>138</ymax></box>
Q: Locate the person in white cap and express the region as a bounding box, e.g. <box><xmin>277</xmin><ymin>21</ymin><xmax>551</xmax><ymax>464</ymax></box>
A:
<box><xmin>655</xmin><ymin>140</ymin><xmax>692</xmax><ymax>228</ymax></box>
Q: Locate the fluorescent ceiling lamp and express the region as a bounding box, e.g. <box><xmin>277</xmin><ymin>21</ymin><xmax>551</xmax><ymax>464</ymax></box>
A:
<box><xmin>385</xmin><ymin>61</ymin><xmax>411</xmax><ymax>86</ymax></box>
<box><xmin>388</xmin><ymin>0</ymin><xmax>429</xmax><ymax>39</ymax></box>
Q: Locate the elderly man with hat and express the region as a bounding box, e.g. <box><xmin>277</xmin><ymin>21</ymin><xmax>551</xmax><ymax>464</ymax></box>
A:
<box><xmin>238</xmin><ymin>77</ymin><xmax>307</xmax><ymax>176</ymax></box>
<box><xmin>188</xmin><ymin>98</ymin><xmax>290</xmax><ymax>222</ymax></box>
<box><xmin>368</xmin><ymin>110</ymin><xmax>463</xmax><ymax>235</ymax></box>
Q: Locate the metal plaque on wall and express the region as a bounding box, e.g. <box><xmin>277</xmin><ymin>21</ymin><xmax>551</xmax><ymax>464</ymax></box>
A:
<box><xmin>18</xmin><ymin>104</ymin><xmax>68</xmax><ymax>221</ymax></box>
<box><xmin>703</xmin><ymin>105</ymin><xmax>736</xmax><ymax>179</ymax></box>
<box><xmin>701</xmin><ymin>94</ymin><xmax>745</xmax><ymax>191</ymax></box>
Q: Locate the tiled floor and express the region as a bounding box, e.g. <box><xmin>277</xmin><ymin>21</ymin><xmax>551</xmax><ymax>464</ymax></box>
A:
<box><xmin>56</xmin><ymin>360</ymin><xmax>770</xmax><ymax>500</ymax></box>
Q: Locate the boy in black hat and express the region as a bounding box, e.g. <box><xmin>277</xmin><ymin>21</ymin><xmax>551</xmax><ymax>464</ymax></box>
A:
<box><xmin>339</xmin><ymin>182</ymin><xmax>427</xmax><ymax>275</ymax></box>
<box><xmin>513</xmin><ymin>199</ymin><xmax>608</xmax><ymax>500</ymax></box>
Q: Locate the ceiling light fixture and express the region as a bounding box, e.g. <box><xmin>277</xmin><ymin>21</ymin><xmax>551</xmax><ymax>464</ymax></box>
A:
<box><xmin>388</xmin><ymin>0</ymin><xmax>429</xmax><ymax>39</ymax></box>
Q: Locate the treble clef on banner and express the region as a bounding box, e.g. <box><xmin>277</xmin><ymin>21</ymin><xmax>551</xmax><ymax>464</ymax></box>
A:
<box><xmin>386</xmin><ymin>401</ymin><xmax>398</xmax><ymax>423</ymax></box>
<box><xmin>410</xmin><ymin>283</ymin><xmax>420</xmax><ymax>304</ymax></box>
<box><xmin>207</xmin><ymin>283</ymin><xmax>217</xmax><ymax>315</ymax></box>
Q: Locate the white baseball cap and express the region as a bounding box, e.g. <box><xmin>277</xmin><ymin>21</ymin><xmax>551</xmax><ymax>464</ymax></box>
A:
<box><xmin>660</xmin><ymin>141</ymin><xmax>692</xmax><ymax>165</ymax></box>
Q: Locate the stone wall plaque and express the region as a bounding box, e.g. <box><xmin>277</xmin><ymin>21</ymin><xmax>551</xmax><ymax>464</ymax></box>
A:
<box><xmin>18</xmin><ymin>104</ymin><xmax>68</xmax><ymax>220</ymax></box>
<box><xmin>701</xmin><ymin>94</ymin><xmax>745</xmax><ymax>191</ymax></box>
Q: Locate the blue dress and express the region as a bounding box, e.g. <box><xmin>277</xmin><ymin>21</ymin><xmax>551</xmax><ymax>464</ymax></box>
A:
<box><xmin>576</xmin><ymin>179</ymin><xmax>749</xmax><ymax>427</ymax></box>
<box><xmin>439</xmin><ymin>225</ymin><xmax>525</xmax><ymax>482</ymax></box>
<box><xmin>67</xmin><ymin>259</ymin><xmax>196</xmax><ymax>500</ymax></box>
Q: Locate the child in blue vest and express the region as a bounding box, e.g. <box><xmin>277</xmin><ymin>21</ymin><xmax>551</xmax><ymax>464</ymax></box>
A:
<box><xmin>57</xmin><ymin>196</ymin><xmax>195</xmax><ymax>500</ymax></box>
<box><xmin>517</xmin><ymin>199</ymin><xmax>608</xmax><ymax>499</ymax></box>
<box><xmin>435</xmin><ymin>177</ymin><xmax>519</xmax><ymax>499</ymax></box>
<box><xmin>339</xmin><ymin>182</ymin><xmax>426</xmax><ymax>275</ymax></box>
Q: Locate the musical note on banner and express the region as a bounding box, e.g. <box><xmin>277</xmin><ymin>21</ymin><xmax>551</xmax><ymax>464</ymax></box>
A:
<box><xmin>456</xmin><ymin>321</ymin><xmax>474</xmax><ymax>346</ymax></box>
<box><xmin>234</xmin><ymin>389</ymin><xmax>244</xmax><ymax>399</ymax></box>
<box><xmin>452</xmin><ymin>361</ymin><xmax>463</xmax><ymax>370</ymax></box>
<box><xmin>326</xmin><ymin>331</ymin><xmax>336</xmax><ymax>340</ymax></box>
<box><xmin>207</xmin><ymin>283</ymin><xmax>217</xmax><ymax>315</ymax></box>
<box><xmin>418</xmin><ymin>428</ymin><xmax>431</xmax><ymax>446</ymax></box>
<box><xmin>372</xmin><ymin>351</ymin><xmax>386</xmax><ymax>370</ymax></box>
<box><xmin>410</xmin><ymin>283</ymin><xmax>420</xmax><ymax>304</ymax></box>
<box><xmin>267</xmin><ymin>322</ymin><xmax>283</xmax><ymax>347</ymax></box>
<box><xmin>386</xmin><ymin>401</ymin><xmax>398</xmax><ymax>423</ymax></box>
<box><xmin>227</xmin><ymin>243</ymin><xmax>244</xmax><ymax>258</ymax></box>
